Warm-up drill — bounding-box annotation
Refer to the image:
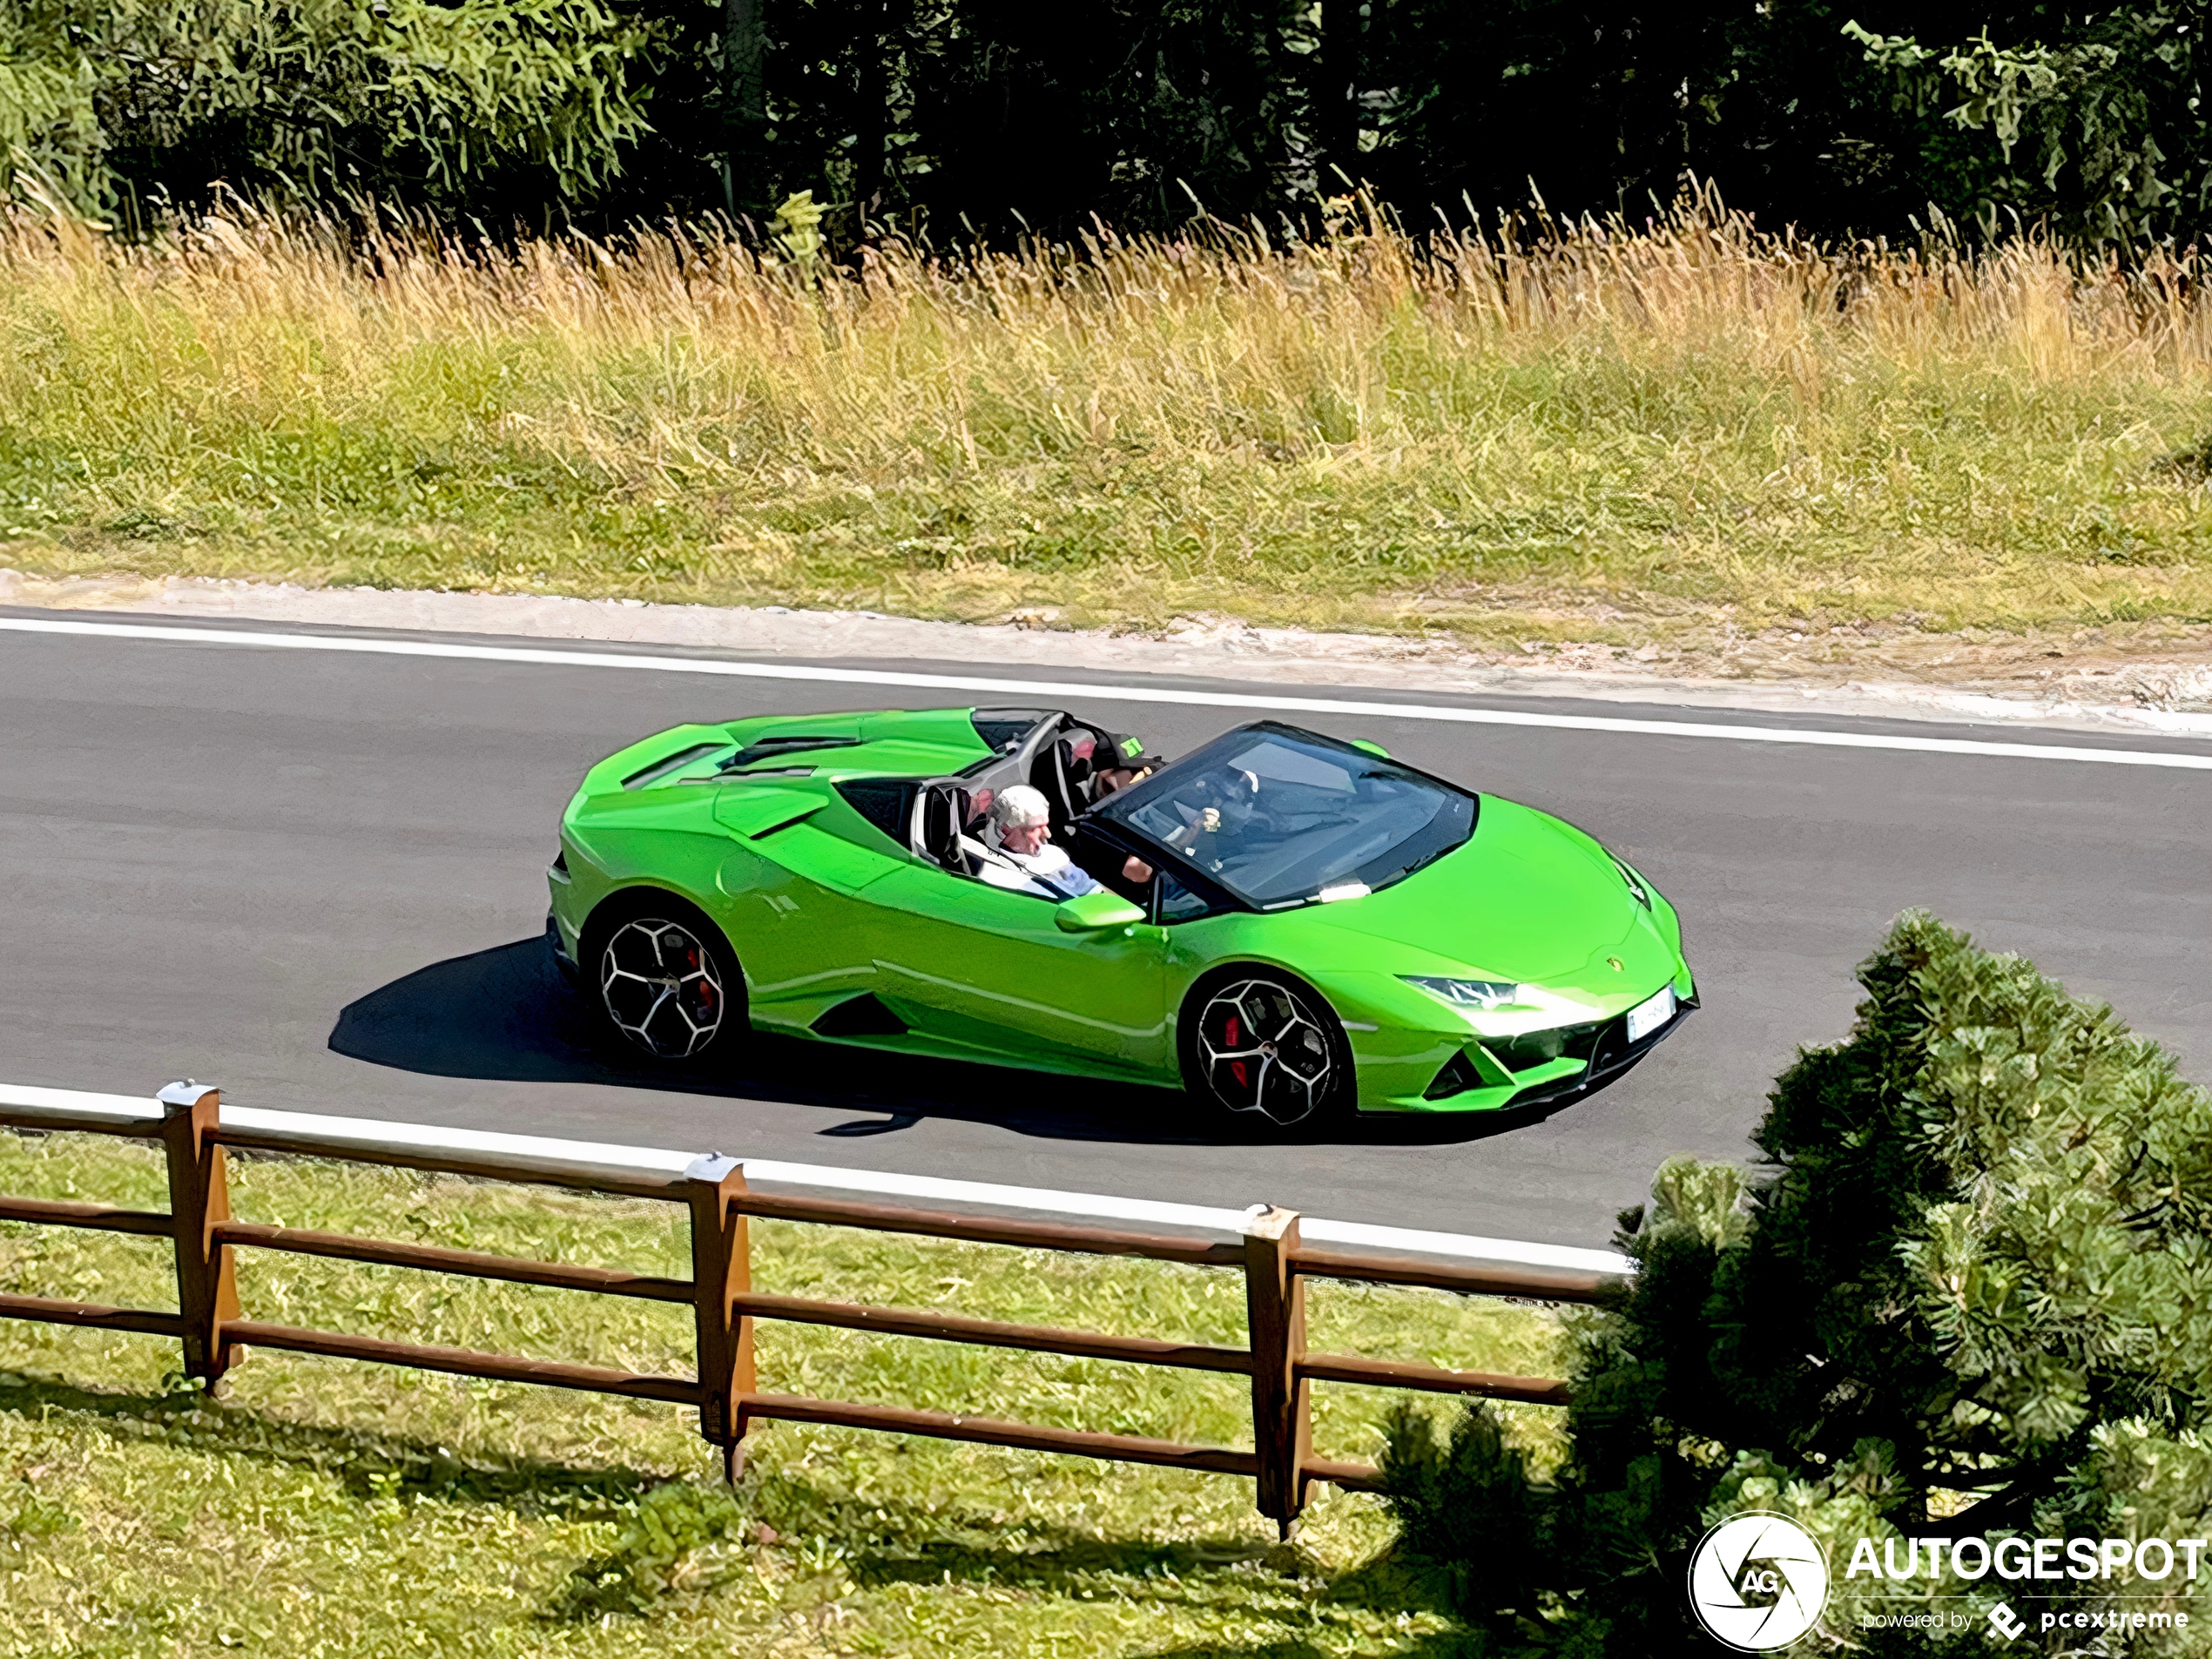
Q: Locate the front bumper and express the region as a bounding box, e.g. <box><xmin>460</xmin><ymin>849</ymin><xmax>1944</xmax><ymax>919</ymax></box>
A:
<box><xmin>1497</xmin><ymin>990</ymin><xmax>1698</xmax><ymax>1109</ymax></box>
<box><xmin>1361</xmin><ymin>988</ymin><xmax>1698</xmax><ymax>1113</ymax></box>
<box><xmin>546</xmin><ymin>911</ymin><xmax>581</xmax><ymax>986</ymax></box>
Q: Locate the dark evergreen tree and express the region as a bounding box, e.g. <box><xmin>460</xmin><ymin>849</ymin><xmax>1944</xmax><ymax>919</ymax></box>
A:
<box><xmin>0</xmin><ymin>0</ymin><xmax>660</xmax><ymax>227</ymax></box>
<box><xmin>1384</xmin><ymin>912</ymin><xmax>2212</xmax><ymax>1653</ymax></box>
<box><xmin>1844</xmin><ymin>4</ymin><xmax>2212</xmax><ymax>248</ymax></box>
<box><xmin>7</xmin><ymin>0</ymin><xmax>2212</xmax><ymax>246</ymax></box>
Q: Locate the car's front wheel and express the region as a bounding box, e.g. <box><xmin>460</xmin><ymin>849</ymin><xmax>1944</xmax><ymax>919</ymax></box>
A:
<box><xmin>583</xmin><ymin>898</ymin><xmax>745</xmax><ymax>1063</ymax></box>
<box><xmin>1180</xmin><ymin>968</ymin><xmax>1353</xmax><ymax>1127</ymax></box>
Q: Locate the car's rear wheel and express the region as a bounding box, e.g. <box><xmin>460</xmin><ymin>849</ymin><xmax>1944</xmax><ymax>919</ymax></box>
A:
<box><xmin>1180</xmin><ymin>968</ymin><xmax>1353</xmax><ymax>1127</ymax></box>
<box><xmin>582</xmin><ymin>895</ymin><xmax>745</xmax><ymax>1063</ymax></box>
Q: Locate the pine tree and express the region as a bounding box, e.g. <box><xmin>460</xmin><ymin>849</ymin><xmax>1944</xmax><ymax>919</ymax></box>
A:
<box><xmin>1385</xmin><ymin>911</ymin><xmax>2212</xmax><ymax>1653</ymax></box>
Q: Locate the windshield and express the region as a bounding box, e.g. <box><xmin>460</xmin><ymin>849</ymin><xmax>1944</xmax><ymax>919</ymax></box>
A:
<box><xmin>1095</xmin><ymin>724</ymin><xmax>1476</xmax><ymax>907</ymax></box>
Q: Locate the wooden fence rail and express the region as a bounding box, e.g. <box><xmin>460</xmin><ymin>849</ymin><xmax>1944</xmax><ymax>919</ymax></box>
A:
<box><xmin>0</xmin><ymin>1082</ymin><xmax>1621</xmax><ymax>1534</ymax></box>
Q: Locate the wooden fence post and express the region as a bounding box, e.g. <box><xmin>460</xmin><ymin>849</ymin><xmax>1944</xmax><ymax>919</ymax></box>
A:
<box><xmin>687</xmin><ymin>1156</ymin><xmax>756</xmax><ymax>1483</ymax></box>
<box><xmin>158</xmin><ymin>1082</ymin><xmax>239</xmax><ymax>1386</ymax></box>
<box><xmin>1242</xmin><ymin>1204</ymin><xmax>1309</xmax><ymax>1538</ymax></box>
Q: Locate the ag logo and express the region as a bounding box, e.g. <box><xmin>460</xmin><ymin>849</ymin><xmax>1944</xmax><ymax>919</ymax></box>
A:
<box><xmin>1686</xmin><ymin>1512</ymin><xmax>1830</xmax><ymax>1651</ymax></box>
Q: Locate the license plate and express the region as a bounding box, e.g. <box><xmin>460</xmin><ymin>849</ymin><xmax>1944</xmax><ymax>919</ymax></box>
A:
<box><xmin>1626</xmin><ymin>986</ymin><xmax>1676</xmax><ymax>1042</ymax></box>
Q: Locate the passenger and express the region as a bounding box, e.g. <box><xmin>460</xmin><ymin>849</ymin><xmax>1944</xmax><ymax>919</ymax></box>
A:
<box><xmin>970</xmin><ymin>786</ymin><xmax>1151</xmax><ymax>898</ymax></box>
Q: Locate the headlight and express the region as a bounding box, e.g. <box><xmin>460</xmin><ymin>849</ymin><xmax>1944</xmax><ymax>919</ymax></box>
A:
<box><xmin>1404</xmin><ymin>976</ymin><xmax>1525</xmax><ymax>1010</ymax></box>
<box><xmin>1609</xmin><ymin>853</ymin><xmax>1650</xmax><ymax>909</ymax></box>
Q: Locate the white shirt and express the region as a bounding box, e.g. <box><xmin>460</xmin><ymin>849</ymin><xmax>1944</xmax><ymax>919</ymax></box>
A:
<box><xmin>966</xmin><ymin>838</ymin><xmax>1103</xmax><ymax>900</ymax></box>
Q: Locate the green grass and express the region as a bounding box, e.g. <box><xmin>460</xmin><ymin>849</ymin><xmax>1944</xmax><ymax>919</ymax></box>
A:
<box><xmin>5</xmin><ymin>205</ymin><xmax>2212</xmax><ymax>658</ymax></box>
<box><xmin>0</xmin><ymin>1128</ymin><xmax>1565</xmax><ymax>1656</ymax></box>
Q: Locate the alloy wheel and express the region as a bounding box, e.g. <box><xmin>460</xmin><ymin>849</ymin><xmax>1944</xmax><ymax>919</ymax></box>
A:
<box><xmin>1195</xmin><ymin>977</ymin><xmax>1336</xmax><ymax>1124</ymax></box>
<box><xmin>599</xmin><ymin>917</ymin><xmax>727</xmax><ymax>1060</ymax></box>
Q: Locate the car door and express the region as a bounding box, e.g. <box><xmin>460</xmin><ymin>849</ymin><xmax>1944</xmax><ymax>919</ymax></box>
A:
<box><xmin>861</xmin><ymin>860</ymin><xmax>1171</xmax><ymax>1076</ymax></box>
<box><xmin>711</xmin><ymin>786</ymin><xmax>910</xmax><ymax>1028</ymax></box>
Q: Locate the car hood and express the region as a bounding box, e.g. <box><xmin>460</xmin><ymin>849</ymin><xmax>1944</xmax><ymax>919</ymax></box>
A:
<box><xmin>1303</xmin><ymin>796</ymin><xmax>1669</xmax><ymax>988</ymax></box>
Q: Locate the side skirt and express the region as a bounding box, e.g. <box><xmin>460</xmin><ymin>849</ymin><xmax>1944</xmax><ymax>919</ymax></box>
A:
<box><xmin>772</xmin><ymin>1020</ymin><xmax>1174</xmax><ymax>1091</ymax></box>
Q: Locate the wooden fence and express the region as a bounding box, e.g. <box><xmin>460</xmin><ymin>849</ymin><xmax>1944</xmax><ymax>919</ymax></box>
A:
<box><xmin>0</xmin><ymin>1082</ymin><xmax>1620</xmax><ymax>1534</ymax></box>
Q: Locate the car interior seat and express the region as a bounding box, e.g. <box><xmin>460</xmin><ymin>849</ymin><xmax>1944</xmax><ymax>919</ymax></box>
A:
<box><xmin>1043</xmin><ymin>732</ymin><xmax>1098</xmax><ymax>826</ymax></box>
<box><xmin>916</xmin><ymin>784</ymin><xmax>973</xmax><ymax>873</ymax></box>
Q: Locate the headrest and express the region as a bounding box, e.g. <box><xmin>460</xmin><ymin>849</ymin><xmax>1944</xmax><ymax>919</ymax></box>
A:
<box><xmin>917</xmin><ymin>784</ymin><xmax>969</xmax><ymax>868</ymax></box>
<box><xmin>920</xmin><ymin>784</ymin><xmax>966</xmax><ymax>833</ymax></box>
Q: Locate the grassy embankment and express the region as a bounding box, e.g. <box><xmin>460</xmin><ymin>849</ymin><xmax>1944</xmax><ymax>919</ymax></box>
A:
<box><xmin>3</xmin><ymin>201</ymin><xmax>2212</xmax><ymax>667</ymax></box>
<box><xmin>0</xmin><ymin>1128</ymin><xmax>1565</xmax><ymax>1657</ymax></box>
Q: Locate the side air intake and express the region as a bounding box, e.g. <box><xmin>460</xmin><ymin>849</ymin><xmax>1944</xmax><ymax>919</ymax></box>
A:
<box><xmin>1424</xmin><ymin>1048</ymin><xmax>1485</xmax><ymax>1100</ymax></box>
<box><xmin>811</xmin><ymin>994</ymin><xmax>907</xmax><ymax>1038</ymax></box>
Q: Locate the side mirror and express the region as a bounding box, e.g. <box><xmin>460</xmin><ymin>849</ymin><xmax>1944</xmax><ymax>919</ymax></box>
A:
<box><xmin>1055</xmin><ymin>891</ymin><xmax>1146</xmax><ymax>934</ymax></box>
<box><xmin>1348</xmin><ymin>738</ymin><xmax>1390</xmax><ymax>759</ymax></box>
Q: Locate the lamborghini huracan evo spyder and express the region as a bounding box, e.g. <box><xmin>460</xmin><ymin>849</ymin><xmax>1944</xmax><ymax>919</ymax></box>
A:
<box><xmin>546</xmin><ymin>706</ymin><xmax>1696</xmax><ymax>1125</ymax></box>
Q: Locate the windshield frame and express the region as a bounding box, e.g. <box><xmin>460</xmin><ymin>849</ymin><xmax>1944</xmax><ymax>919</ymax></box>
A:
<box><xmin>1086</xmin><ymin>721</ymin><xmax>1479</xmax><ymax>909</ymax></box>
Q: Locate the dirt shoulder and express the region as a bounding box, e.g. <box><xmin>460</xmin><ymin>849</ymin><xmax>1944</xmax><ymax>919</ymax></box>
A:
<box><xmin>8</xmin><ymin>569</ymin><xmax>2212</xmax><ymax>738</ymax></box>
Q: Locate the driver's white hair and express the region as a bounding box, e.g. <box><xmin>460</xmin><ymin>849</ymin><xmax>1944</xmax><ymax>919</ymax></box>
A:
<box><xmin>991</xmin><ymin>784</ymin><xmax>1052</xmax><ymax>828</ymax></box>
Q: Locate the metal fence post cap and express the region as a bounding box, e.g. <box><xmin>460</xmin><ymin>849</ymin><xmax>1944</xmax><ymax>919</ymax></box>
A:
<box><xmin>685</xmin><ymin>1153</ymin><xmax>740</xmax><ymax>1184</ymax></box>
<box><xmin>156</xmin><ymin>1082</ymin><xmax>219</xmax><ymax>1111</ymax></box>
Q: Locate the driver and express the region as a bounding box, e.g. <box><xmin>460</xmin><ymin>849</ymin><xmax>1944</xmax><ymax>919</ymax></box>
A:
<box><xmin>968</xmin><ymin>786</ymin><xmax>1152</xmax><ymax>899</ymax></box>
<box><xmin>1160</xmin><ymin>764</ymin><xmax>1259</xmax><ymax>855</ymax></box>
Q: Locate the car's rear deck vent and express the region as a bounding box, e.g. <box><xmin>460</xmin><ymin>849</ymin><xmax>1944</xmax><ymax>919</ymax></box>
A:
<box><xmin>1424</xmin><ymin>1048</ymin><xmax>1484</xmax><ymax>1100</ymax></box>
<box><xmin>723</xmin><ymin>734</ymin><xmax>863</xmax><ymax>772</ymax></box>
<box><xmin>623</xmin><ymin>743</ymin><xmax>729</xmax><ymax>789</ymax></box>
<box><xmin>812</xmin><ymin>994</ymin><xmax>907</xmax><ymax>1038</ymax></box>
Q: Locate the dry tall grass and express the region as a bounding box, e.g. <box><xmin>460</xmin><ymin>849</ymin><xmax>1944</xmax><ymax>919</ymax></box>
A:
<box><xmin>4</xmin><ymin>199</ymin><xmax>2211</xmax><ymax>647</ymax></box>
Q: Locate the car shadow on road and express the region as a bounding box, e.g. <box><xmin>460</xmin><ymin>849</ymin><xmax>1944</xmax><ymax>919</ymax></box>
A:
<box><xmin>329</xmin><ymin>938</ymin><xmax>1577</xmax><ymax>1150</ymax></box>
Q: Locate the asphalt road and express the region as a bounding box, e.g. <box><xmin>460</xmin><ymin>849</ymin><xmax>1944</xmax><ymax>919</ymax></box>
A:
<box><xmin>3</xmin><ymin>610</ymin><xmax>2208</xmax><ymax>1248</ymax></box>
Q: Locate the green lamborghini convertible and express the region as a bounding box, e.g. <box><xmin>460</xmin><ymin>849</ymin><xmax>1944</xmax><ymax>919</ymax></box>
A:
<box><xmin>546</xmin><ymin>705</ymin><xmax>1695</xmax><ymax>1124</ymax></box>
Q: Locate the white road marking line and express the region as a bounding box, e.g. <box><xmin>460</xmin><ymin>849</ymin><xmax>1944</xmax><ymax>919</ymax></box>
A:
<box><xmin>0</xmin><ymin>1082</ymin><xmax>1631</xmax><ymax>1276</ymax></box>
<box><xmin>4</xmin><ymin>614</ymin><xmax>2209</xmax><ymax>770</ymax></box>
